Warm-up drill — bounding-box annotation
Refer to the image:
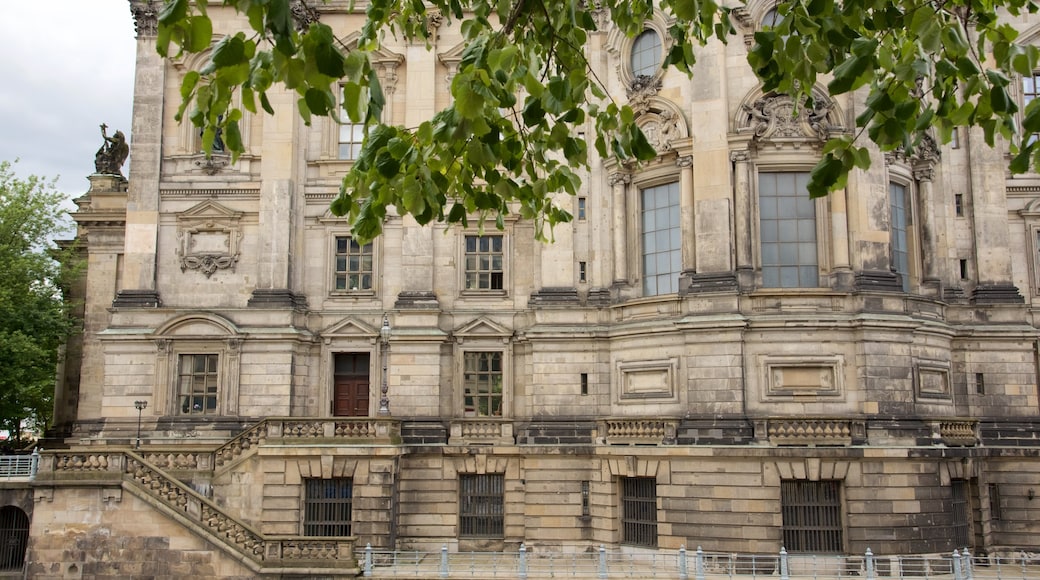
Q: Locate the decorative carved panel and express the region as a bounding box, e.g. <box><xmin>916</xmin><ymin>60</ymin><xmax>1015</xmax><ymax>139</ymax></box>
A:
<box><xmin>762</xmin><ymin>356</ymin><xmax>844</xmax><ymax>399</ymax></box>
<box><xmin>916</xmin><ymin>363</ymin><xmax>952</xmax><ymax>400</ymax></box>
<box><xmin>175</xmin><ymin>200</ymin><xmax>243</xmax><ymax>278</ymax></box>
<box><xmin>617</xmin><ymin>359</ymin><xmax>678</xmax><ymax>401</ymax></box>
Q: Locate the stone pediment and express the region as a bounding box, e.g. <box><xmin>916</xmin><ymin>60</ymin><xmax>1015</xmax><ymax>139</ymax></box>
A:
<box><xmin>439</xmin><ymin>39</ymin><xmax>469</xmax><ymax>67</ymax></box>
<box><xmin>1020</xmin><ymin>196</ymin><xmax>1040</xmax><ymax>218</ymax></box>
<box><xmin>453</xmin><ymin>316</ymin><xmax>511</xmax><ymax>343</ymax></box>
<box><xmin>154</xmin><ymin>313</ymin><xmax>240</xmax><ymax>337</ymax></box>
<box><xmin>337</xmin><ymin>32</ymin><xmax>404</xmax><ymax>67</ymax></box>
<box><xmin>320</xmin><ymin>317</ymin><xmax>381</xmax><ymax>340</ymax></box>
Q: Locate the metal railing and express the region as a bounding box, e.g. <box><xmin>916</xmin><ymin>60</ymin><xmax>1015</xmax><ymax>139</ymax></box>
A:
<box><xmin>359</xmin><ymin>545</ymin><xmax>1040</xmax><ymax>579</ymax></box>
<box><xmin>0</xmin><ymin>451</ymin><xmax>39</xmax><ymax>481</ymax></box>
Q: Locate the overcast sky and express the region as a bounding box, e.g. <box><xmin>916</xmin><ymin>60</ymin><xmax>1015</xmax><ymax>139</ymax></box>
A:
<box><xmin>0</xmin><ymin>2</ymin><xmax>136</xmax><ymax>201</ymax></box>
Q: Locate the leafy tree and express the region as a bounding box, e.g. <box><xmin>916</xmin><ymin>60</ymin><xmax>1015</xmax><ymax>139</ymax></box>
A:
<box><xmin>157</xmin><ymin>0</ymin><xmax>1040</xmax><ymax>241</ymax></box>
<box><xmin>0</xmin><ymin>162</ymin><xmax>77</xmax><ymax>443</ymax></box>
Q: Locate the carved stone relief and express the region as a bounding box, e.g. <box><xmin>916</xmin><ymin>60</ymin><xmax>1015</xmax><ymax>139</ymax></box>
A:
<box><xmin>737</xmin><ymin>91</ymin><xmax>842</xmax><ymax>144</ymax></box>
<box><xmin>175</xmin><ymin>201</ymin><xmax>244</xmax><ymax>278</ymax></box>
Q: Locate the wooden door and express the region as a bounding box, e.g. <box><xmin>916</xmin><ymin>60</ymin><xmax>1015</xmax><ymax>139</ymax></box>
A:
<box><xmin>333</xmin><ymin>353</ymin><xmax>370</xmax><ymax>416</ymax></box>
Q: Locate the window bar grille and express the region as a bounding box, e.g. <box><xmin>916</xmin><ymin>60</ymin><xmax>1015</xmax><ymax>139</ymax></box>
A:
<box><xmin>304</xmin><ymin>478</ymin><xmax>353</xmax><ymax>536</ymax></box>
<box><xmin>781</xmin><ymin>480</ymin><xmax>843</xmax><ymax>553</ymax></box>
<box><xmin>459</xmin><ymin>474</ymin><xmax>504</xmax><ymax>538</ymax></box>
<box><xmin>621</xmin><ymin>477</ymin><xmax>658</xmax><ymax>547</ymax></box>
<box><xmin>951</xmin><ymin>480</ymin><xmax>971</xmax><ymax>548</ymax></box>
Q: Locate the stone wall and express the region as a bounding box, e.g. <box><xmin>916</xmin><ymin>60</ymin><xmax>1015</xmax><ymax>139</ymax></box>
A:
<box><xmin>28</xmin><ymin>488</ymin><xmax>254</xmax><ymax>579</ymax></box>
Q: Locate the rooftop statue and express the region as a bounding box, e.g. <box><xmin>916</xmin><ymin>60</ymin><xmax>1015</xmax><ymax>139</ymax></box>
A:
<box><xmin>94</xmin><ymin>123</ymin><xmax>129</xmax><ymax>177</ymax></box>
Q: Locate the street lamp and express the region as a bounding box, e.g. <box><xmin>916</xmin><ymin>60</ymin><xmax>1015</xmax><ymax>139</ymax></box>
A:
<box><xmin>134</xmin><ymin>400</ymin><xmax>148</xmax><ymax>449</ymax></box>
<box><xmin>378</xmin><ymin>313</ymin><xmax>391</xmax><ymax>416</ymax></box>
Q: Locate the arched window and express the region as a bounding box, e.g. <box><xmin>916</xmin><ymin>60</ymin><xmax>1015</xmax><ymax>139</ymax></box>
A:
<box><xmin>0</xmin><ymin>506</ymin><xmax>29</xmax><ymax>571</ymax></box>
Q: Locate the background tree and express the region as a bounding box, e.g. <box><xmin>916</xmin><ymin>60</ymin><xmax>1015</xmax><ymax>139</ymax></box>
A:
<box><xmin>0</xmin><ymin>161</ymin><xmax>77</xmax><ymax>445</ymax></box>
<box><xmin>157</xmin><ymin>0</ymin><xmax>1040</xmax><ymax>240</ymax></box>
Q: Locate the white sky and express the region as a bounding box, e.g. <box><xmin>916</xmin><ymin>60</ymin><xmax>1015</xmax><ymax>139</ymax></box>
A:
<box><xmin>0</xmin><ymin>1</ymin><xmax>136</xmax><ymax>201</ymax></box>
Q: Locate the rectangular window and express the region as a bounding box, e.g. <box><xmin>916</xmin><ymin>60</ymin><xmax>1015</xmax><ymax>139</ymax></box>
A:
<box><xmin>955</xmin><ymin>194</ymin><xmax>964</xmax><ymax>217</ymax></box>
<box><xmin>641</xmin><ymin>182</ymin><xmax>681</xmax><ymax>296</ymax></box>
<box><xmin>975</xmin><ymin>372</ymin><xmax>985</xmax><ymax>395</ymax></box>
<box><xmin>463</xmin><ymin>351</ymin><xmax>503</xmax><ymax>417</ymax></box>
<box><xmin>890</xmin><ymin>183</ymin><xmax>910</xmax><ymax>292</ymax></box>
<box><xmin>464</xmin><ymin>235</ymin><xmax>504</xmax><ymax>291</ymax></box>
<box><xmin>581</xmin><ymin>480</ymin><xmax>591</xmax><ymax>516</ymax></box>
<box><xmin>988</xmin><ymin>483</ymin><xmax>1002</xmax><ymax>520</ymax></box>
<box><xmin>178</xmin><ymin>354</ymin><xmax>219</xmax><ymax>415</ymax></box>
<box><xmin>760</xmin><ymin>172</ymin><xmax>819</xmax><ymax>288</ymax></box>
<box><xmin>621</xmin><ymin>477</ymin><xmax>658</xmax><ymax>547</ymax></box>
<box><xmin>578</xmin><ymin>197</ymin><xmax>587</xmax><ymax>220</ymax></box>
<box><xmin>580</xmin><ymin>373</ymin><xmax>589</xmax><ymax>395</ymax></box>
<box><xmin>1029</xmin><ymin>72</ymin><xmax>1040</xmax><ymax>103</ymax></box>
<box><xmin>780</xmin><ymin>480</ymin><xmax>843</xmax><ymax>553</ymax></box>
<box><xmin>578</xmin><ymin>261</ymin><xmax>587</xmax><ymax>283</ymax></box>
<box><xmin>303</xmin><ymin>478</ymin><xmax>353</xmax><ymax>536</ymax></box>
<box><xmin>459</xmin><ymin>474</ymin><xmax>504</xmax><ymax>538</ymax></box>
<box><xmin>338</xmin><ymin>123</ymin><xmax>365</xmax><ymax>160</ymax></box>
<box><xmin>333</xmin><ymin>236</ymin><xmax>373</xmax><ymax>291</ymax></box>
<box><xmin>960</xmin><ymin>259</ymin><xmax>969</xmax><ymax>280</ymax></box>
<box><xmin>1025</xmin><ymin>73</ymin><xmax>1040</xmax><ymax>143</ymax></box>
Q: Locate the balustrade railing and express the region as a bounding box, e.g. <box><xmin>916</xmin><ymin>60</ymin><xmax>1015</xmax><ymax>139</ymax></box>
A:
<box><xmin>212</xmin><ymin>418</ymin><xmax>401</xmax><ymax>471</ymax></box>
<box><xmin>767</xmin><ymin>419</ymin><xmax>854</xmax><ymax>445</ymax></box>
<box><xmin>449</xmin><ymin>419</ymin><xmax>514</xmax><ymax>444</ymax></box>
<box><xmin>936</xmin><ymin>420</ymin><xmax>978</xmax><ymax>446</ymax></box>
<box><xmin>599</xmin><ymin>419</ymin><xmax>678</xmax><ymax>444</ymax></box>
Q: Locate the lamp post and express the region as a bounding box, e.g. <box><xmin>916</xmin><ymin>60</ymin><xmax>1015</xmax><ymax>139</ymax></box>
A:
<box><xmin>134</xmin><ymin>400</ymin><xmax>148</xmax><ymax>449</ymax></box>
<box><xmin>378</xmin><ymin>313</ymin><xmax>391</xmax><ymax>416</ymax></box>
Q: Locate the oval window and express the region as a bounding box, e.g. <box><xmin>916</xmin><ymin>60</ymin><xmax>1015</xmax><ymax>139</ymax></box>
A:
<box><xmin>631</xmin><ymin>29</ymin><xmax>662</xmax><ymax>77</ymax></box>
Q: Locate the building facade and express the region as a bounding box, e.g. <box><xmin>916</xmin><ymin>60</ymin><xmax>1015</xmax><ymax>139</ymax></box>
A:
<box><xmin>23</xmin><ymin>0</ymin><xmax>1040</xmax><ymax>576</ymax></box>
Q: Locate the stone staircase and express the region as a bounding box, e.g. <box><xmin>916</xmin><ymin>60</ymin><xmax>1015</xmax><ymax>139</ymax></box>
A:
<box><xmin>33</xmin><ymin>422</ymin><xmax>387</xmax><ymax>577</ymax></box>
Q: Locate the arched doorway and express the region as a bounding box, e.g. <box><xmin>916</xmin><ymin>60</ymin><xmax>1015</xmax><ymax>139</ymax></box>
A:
<box><xmin>0</xmin><ymin>506</ymin><xmax>28</xmax><ymax>570</ymax></box>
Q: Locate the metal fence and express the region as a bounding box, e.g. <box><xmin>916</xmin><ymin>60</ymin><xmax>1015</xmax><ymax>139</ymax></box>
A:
<box><xmin>360</xmin><ymin>545</ymin><xmax>1040</xmax><ymax>579</ymax></box>
<box><xmin>0</xmin><ymin>451</ymin><xmax>39</xmax><ymax>480</ymax></box>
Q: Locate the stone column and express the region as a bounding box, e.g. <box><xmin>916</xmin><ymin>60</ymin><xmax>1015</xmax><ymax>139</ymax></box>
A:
<box><xmin>248</xmin><ymin>86</ymin><xmax>303</xmax><ymax>307</ymax></box>
<box><xmin>394</xmin><ymin>17</ymin><xmax>441</xmax><ymax>310</ymax></box>
<box><xmin>913</xmin><ymin>162</ymin><xmax>944</xmax><ymax>295</ymax></box>
<box><xmin>966</xmin><ymin>128</ymin><xmax>1023</xmax><ymax>303</ymax></box>
<box><xmin>678</xmin><ymin>155</ymin><xmax>696</xmax><ymax>274</ymax></box>
<box><xmin>610</xmin><ymin>172</ymin><xmax>631</xmax><ymax>285</ymax></box>
<box><xmin>113</xmin><ymin>2</ymin><xmax>164</xmax><ymax>307</ymax></box>
<box><xmin>829</xmin><ymin>186</ymin><xmax>854</xmax><ymax>291</ymax></box>
<box><xmin>731</xmin><ymin>150</ymin><xmax>753</xmax><ymax>289</ymax></box>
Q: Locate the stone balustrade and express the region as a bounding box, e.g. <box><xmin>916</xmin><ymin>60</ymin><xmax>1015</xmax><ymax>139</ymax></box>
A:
<box><xmin>213</xmin><ymin>418</ymin><xmax>401</xmax><ymax>471</ymax></box>
<box><xmin>764</xmin><ymin>419</ymin><xmax>855</xmax><ymax>446</ymax></box>
<box><xmin>449</xmin><ymin>419</ymin><xmax>515</xmax><ymax>444</ymax></box>
<box><xmin>935</xmin><ymin>420</ymin><xmax>979</xmax><ymax>446</ymax></box>
<box><xmin>214</xmin><ymin>421</ymin><xmax>268</xmax><ymax>467</ymax></box>
<box><xmin>599</xmin><ymin>419</ymin><xmax>678</xmax><ymax>444</ymax></box>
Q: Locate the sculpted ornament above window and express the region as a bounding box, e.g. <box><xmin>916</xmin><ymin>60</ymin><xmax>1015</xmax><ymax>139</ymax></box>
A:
<box><xmin>739</xmin><ymin>92</ymin><xmax>840</xmax><ymax>143</ymax></box>
<box><xmin>627</xmin><ymin>76</ymin><xmax>662</xmax><ymax>116</ymax></box>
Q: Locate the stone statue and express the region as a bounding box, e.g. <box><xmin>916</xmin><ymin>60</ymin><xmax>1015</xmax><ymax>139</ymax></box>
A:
<box><xmin>95</xmin><ymin>124</ymin><xmax>129</xmax><ymax>177</ymax></box>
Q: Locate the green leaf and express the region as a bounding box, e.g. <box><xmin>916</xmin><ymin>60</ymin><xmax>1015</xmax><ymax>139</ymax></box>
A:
<box><xmin>158</xmin><ymin>0</ymin><xmax>188</xmax><ymax>24</ymax></box>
